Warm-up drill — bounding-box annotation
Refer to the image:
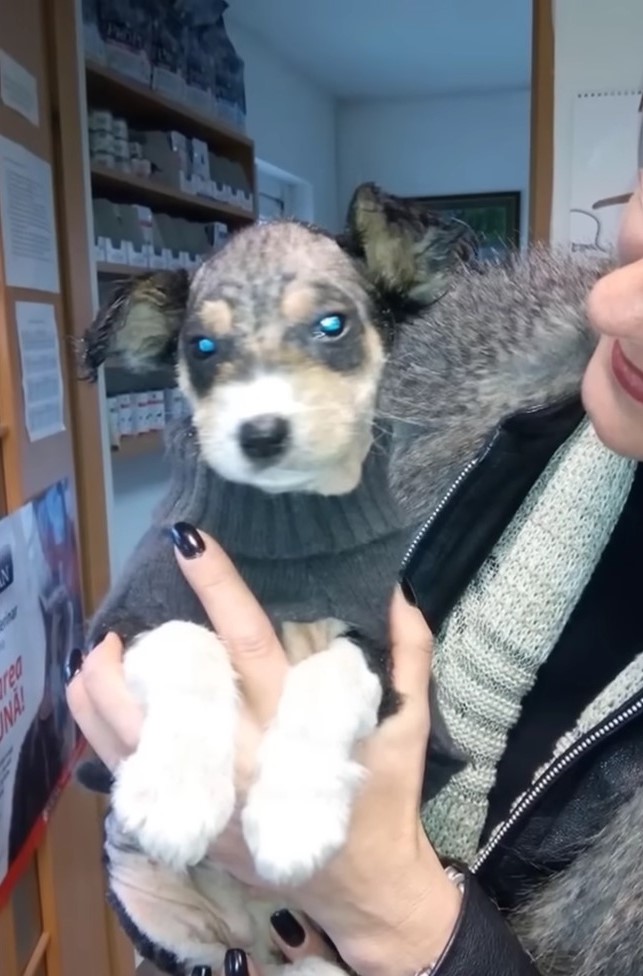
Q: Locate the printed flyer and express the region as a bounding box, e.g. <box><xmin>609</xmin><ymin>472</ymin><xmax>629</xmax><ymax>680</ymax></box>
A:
<box><xmin>0</xmin><ymin>478</ymin><xmax>83</xmax><ymax>905</ymax></box>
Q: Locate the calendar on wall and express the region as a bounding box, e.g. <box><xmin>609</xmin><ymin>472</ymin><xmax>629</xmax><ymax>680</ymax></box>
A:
<box><xmin>569</xmin><ymin>90</ymin><xmax>642</xmax><ymax>256</ymax></box>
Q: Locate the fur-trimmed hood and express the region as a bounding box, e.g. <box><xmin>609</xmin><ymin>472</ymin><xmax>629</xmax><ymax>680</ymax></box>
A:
<box><xmin>379</xmin><ymin>246</ymin><xmax>605</xmax><ymax>521</ymax></box>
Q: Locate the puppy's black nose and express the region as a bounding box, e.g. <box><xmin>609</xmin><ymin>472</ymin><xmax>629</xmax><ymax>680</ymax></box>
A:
<box><xmin>239</xmin><ymin>414</ymin><xmax>290</xmax><ymax>460</ymax></box>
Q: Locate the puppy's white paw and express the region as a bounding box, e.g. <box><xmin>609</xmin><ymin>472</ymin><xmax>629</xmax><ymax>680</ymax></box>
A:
<box><xmin>113</xmin><ymin>620</ymin><xmax>239</xmax><ymax>870</ymax></box>
<box><xmin>243</xmin><ymin>636</ymin><xmax>382</xmax><ymax>885</ymax></box>
<box><xmin>242</xmin><ymin>745</ymin><xmax>364</xmax><ymax>885</ymax></box>
<box><xmin>264</xmin><ymin>958</ymin><xmax>345</xmax><ymax>976</ymax></box>
<box><xmin>262</xmin><ymin>956</ymin><xmax>346</xmax><ymax>976</ymax></box>
<box><xmin>113</xmin><ymin>732</ymin><xmax>235</xmax><ymax>870</ymax></box>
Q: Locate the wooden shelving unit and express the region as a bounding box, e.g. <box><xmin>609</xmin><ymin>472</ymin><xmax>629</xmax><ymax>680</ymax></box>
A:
<box><xmin>86</xmin><ymin>60</ymin><xmax>253</xmax><ymax>158</ymax></box>
<box><xmin>91</xmin><ymin>164</ymin><xmax>253</xmax><ymax>226</ymax></box>
<box><xmin>111</xmin><ymin>431</ymin><xmax>165</xmax><ymax>457</ymax></box>
<box><xmin>86</xmin><ymin>58</ymin><xmax>257</xmax><ymax>461</ymax></box>
<box><xmin>96</xmin><ymin>261</ymin><xmax>145</xmax><ymax>278</ymax></box>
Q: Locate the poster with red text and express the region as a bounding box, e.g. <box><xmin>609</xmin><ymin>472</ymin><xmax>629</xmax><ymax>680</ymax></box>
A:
<box><xmin>0</xmin><ymin>478</ymin><xmax>83</xmax><ymax>906</ymax></box>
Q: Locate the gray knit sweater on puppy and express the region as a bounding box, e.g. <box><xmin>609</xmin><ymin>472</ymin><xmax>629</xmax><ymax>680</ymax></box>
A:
<box><xmin>91</xmin><ymin>422</ymin><xmax>416</xmax><ymax>649</ymax></box>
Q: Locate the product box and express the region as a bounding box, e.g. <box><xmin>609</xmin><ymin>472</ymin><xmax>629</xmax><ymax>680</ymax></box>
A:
<box><xmin>155</xmin><ymin>214</ymin><xmax>183</xmax><ymax>269</ymax></box>
<box><xmin>151</xmin><ymin>0</ymin><xmax>188</xmax><ymax>103</ymax></box>
<box><xmin>133</xmin><ymin>392</ymin><xmax>150</xmax><ymax>433</ymax></box>
<box><xmin>98</xmin><ymin>0</ymin><xmax>153</xmax><ymax>85</ymax></box>
<box><xmin>107</xmin><ymin>397</ymin><xmax>121</xmax><ymax>448</ymax></box>
<box><xmin>93</xmin><ymin>199</ymin><xmax>128</xmax><ymax>265</ymax></box>
<box><xmin>117</xmin><ymin>394</ymin><xmax>134</xmax><ymax>436</ymax></box>
<box><xmin>213</xmin><ymin>2</ymin><xmax>247</xmax><ymax>131</ymax></box>
<box><xmin>184</xmin><ymin>3</ymin><xmax>217</xmax><ymax>118</ymax></box>
<box><xmin>139</xmin><ymin>130</ymin><xmax>190</xmax><ymax>192</ymax></box>
<box><xmin>148</xmin><ymin>390</ymin><xmax>166</xmax><ymax>430</ymax></box>
<box><xmin>164</xmin><ymin>387</ymin><xmax>187</xmax><ymax>422</ymax></box>
<box><xmin>190</xmin><ymin>138</ymin><xmax>211</xmax><ymax>195</ymax></box>
<box><xmin>119</xmin><ymin>205</ymin><xmax>149</xmax><ymax>267</ymax></box>
<box><xmin>83</xmin><ymin>0</ymin><xmax>107</xmax><ymax>63</ymax></box>
<box><xmin>149</xmin><ymin>215</ymin><xmax>169</xmax><ymax>269</ymax></box>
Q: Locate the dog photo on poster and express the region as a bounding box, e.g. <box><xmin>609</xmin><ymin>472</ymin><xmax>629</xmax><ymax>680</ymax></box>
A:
<box><xmin>0</xmin><ymin>477</ymin><xmax>83</xmax><ymax>904</ymax></box>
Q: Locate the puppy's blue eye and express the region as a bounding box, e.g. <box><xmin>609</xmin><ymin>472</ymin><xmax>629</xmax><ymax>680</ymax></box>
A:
<box><xmin>315</xmin><ymin>314</ymin><xmax>346</xmax><ymax>338</ymax></box>
<box><xmin>192</xmin><ymin>336</ymin><xmax>217</xmax><ymax>359</ymax></box>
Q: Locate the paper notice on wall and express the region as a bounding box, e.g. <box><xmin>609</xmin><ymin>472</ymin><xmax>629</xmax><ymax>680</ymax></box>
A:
<box><xmin>0</xmin><ymin>136</ymin><xmax>59</xmax><ymax>292</ymax></box>
<box><xmin>0</xmin><ymin>51</ymin><xmax>39</xmax><ymax>127</ymax></box>
<box><xmin>569</xmin><ymin>91</ymin><xmax>642</xmax><ymax>257</ymax></box>
<box><xmin>15</xmin><ymin>302</ymin><xmax>65</xmax><ymax>442</ymax></box>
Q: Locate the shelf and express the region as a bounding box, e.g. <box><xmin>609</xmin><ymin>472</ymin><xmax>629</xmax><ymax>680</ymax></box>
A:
<box><xmin>91</xmin><ymin>164</ymin><xmax>254</xmax><ymax>226</ymax></box>
<box><xmin>86</xmin><ymin>60</ymin><xmax>254</xmax><ymax>159</ymax></box>
<box><xmin>111</xmin><ymin>430</ymin><xmax>165</xmax><ymax>458</ymax></box>
<box><xmin>96</xmin><ymin>261</ymin><xmax>146</xmax><ymax>278</ymax></box>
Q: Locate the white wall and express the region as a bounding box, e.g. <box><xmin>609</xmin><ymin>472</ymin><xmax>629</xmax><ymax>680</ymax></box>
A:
<box><xmin>551</xmin><ymin>0</ymin><xmax>643</xmax><ymax>244</ymax></box>
<box><xmin>337</xmin><ymin>89</ymin><xmax>531</xmax><ymax>244</ymax></box>
<box><xmin>227</xmin><ymin>21</ymin><xmax>339</xmax><ymax>231</ymax></box>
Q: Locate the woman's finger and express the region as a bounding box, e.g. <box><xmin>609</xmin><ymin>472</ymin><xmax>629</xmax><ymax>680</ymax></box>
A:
<box><xmin>216</xmin><ymin>949</ymin><xmax>263</xmax><ymax>976</ymax></box>
<box><xmin>69</xmin><ymin>633</ymin><xmax>144</xmax><ymax>756</ymax></box>
<box><xmin>172</xmin><ymin>524</ymin><xmax>288</xmax><ymax>722</ymax></box>
<box><xmin>389</xmin><ymin>586</ymin><xmax>433</xmax><ymax>701</ymax></box>
<box><xmin>270</xmin><ymin>910</ymin><xmax>338</xmax><ymax>963</ymax></box>
<box><xmin>66</xmin><ymin>667</ymin><xmax>134</xmax><ymax>770</ymax></box>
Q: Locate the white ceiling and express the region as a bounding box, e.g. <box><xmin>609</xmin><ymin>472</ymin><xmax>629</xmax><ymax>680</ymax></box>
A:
<box><xmin>227</xmin><ymin>0</ymin><xmax>532</xmax><ymax>99</ymax></box>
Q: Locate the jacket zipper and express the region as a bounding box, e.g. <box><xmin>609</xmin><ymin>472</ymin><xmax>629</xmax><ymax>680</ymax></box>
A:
<box><xmin>399</xmin><ymin>453</ymin><xmax>486</xmax><ymax>573</ymax></box>
<box><xmin>470</xmin><ymin>692</ymin><xmax>643</xmax><ymax>874</ymax></box>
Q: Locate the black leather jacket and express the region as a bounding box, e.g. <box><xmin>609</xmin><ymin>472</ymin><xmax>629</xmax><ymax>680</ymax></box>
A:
<box><xmin>403</xmin><ymin>398</ymin><xmax>643</xmax><ymax>975</ymax></box>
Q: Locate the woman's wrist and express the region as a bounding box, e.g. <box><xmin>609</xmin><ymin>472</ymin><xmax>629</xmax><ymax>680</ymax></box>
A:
<box><xmin>329</xmin><ymin>839</ymin><xmax>463</xmax><ymax>976</ymax></box>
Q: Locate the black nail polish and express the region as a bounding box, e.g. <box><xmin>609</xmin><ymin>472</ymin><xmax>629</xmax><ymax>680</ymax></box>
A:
<box><xmin>270</xmin><ymin>909</ymin><xmax>305</xmax><ymax>948</ymax></box>
<box><xmin>400</xmin><ymin>576</ymin><xmax>418</xmax><ymax>607</ymax></box>
<box><xmin>170</xmin><ymin>522</ymin><xmax>205</xmax><ymax>559</ymax></box>
<box><xmin>224</xmin><ymin>949</ymin><xmax>248</xmax><ymax>976</ymax></box>
<box><xmin>64</xmin><ymin>647</ymin><xmax>84</xmax><ymax>685</ymax></box>
<box><xmin>191</xmin><ymin>968</ymin><xmax>212</xmax><ymax>976</ymax></box>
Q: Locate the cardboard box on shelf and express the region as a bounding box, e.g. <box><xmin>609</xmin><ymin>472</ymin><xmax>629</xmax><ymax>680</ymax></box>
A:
<box><xmin>107</xmin><ymin>397</ymin><xmax>121</xmax><ymax>448</ymax></box>
<box><xmin>98</xmin><ymin>0</ymin><xmax>154</xmax><ymax>86</ymax></box>
<box><xmin>83</xmin><ymin>0</ymin><xmax>107</xmax><ymax>63</ymax></box>
<box><xmin>138</xmin><ymin>130</ymin><xmax>191</xmax><ymax>193</ymax></box>
<box><xmin>183</xmin><ymin>1</ymin><xmax>218</xmax><ymax>118</ymax></box>
<box><xmin>117</xmin><ymin>393</ymin><xmax>134</xmax><ymax>435</ymax></box>
<box><xmin>93</xmin><ymin>198</ymin><xmax>128</xmax><ymax>264</ymax></box>
<box><xmin>213</xmin><ymin>2</ymin><xmax>247</xmax><ymax>132</ymax></box>
<box><xmin>150</xmin><ymin>215</ymin><xmax>169</xmax><ymax>269</ymax></box>
<box><xmin>148</xmin><ymin>390</ymin><xmax>166</xmax><ymax>430</ymax></box>
<box><xmin>134</xmin><ymin>392</ymin><xmax>150</xmax><ymax>433</ymax></box>
<box><xmin>164</xmin><ymin>387</ymin><xmax>188</xmax><ymax>422</ymax></box>
<box><xmin>120</xmin><ymin>205</ymin><xmax>148</xmax><ymax>266</ymax></box>
<box><xmin>150</xmin><ymin>0</ymin><xmax>188</xmax><ymax>103</ymax></box>
<box><xmin>190</xmin><ymin>138</ymin><xmax>211</xmax><ymax>196</ymax></box>
<box><xmin>155</xmin><ymin>213</ymin><xmax>183</xmax><ymax>269</ymax></box>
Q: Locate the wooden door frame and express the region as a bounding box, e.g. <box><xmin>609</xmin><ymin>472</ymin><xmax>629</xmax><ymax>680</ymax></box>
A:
<box><xmin>529</xmin><ymin>0</ymin><xmax>555</xmax><ymax>242</ymax></box>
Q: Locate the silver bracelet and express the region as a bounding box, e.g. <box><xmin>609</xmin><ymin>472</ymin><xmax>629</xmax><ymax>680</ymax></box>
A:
<box><xmin>414</xmin><ymin>867</ymin><xmax>465</xmax><ymax>976</ymax></box>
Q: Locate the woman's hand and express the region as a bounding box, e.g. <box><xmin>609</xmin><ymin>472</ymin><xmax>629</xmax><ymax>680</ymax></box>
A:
<box><xmin>66</xmin><ymin>526</ymin><xmax>461</xmax><ymax>976</ymax></box>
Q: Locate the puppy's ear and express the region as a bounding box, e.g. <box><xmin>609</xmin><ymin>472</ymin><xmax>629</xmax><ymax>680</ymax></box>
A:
<box><xmin>78</xmin><ymin>269</ymin><xmax>190</xmax><ymax>381</ymax></box>
<box><xmin>343</xmin><ymin>182</ymin><xmax>477</xmax><ymax>309</ymax></box>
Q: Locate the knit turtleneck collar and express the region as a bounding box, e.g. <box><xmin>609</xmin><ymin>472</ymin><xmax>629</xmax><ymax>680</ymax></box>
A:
<box><xmin>154</xmin><ymin>420</ymin><xmax>414</xmax><ymax>561</ymax></box>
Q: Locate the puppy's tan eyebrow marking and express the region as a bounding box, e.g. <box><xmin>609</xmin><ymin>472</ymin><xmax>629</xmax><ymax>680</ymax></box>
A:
<box><xmin>280</xmin><ymin>282</ymin><xmax>317</xmax><ymax>325</ymax></box>
<box><xmin>198</xmin><ymin>299</ymin><xmax>233</xmax><ymax>335</ymax></box>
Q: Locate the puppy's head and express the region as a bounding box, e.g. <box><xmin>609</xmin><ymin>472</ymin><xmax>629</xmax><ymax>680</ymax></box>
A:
<box><xmin>80</xmin><ymin>185</ymin><xmax>471</xmax><ymax>495</ymax></box>
<box><xmin>181</xmin><ymin>222</ymin><xmax>384</xmax><ymax>495</ymax></box>
<box><xmin>82</xmin><ymin>223</ymin><xmax>384</xmax><ymax>495</ymax></box>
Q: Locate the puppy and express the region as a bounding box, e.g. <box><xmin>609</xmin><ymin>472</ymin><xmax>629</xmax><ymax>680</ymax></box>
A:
<box><xmin>78</xmin><ymin>186</ymin><xmax>469</xmax><ymax>974</ymax></box>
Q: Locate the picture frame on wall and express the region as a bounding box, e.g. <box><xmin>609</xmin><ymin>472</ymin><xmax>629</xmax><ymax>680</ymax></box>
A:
<box><xmin>407</xmin><ymin>190</ymin><xmax>521</xmax><ymax>262</ymax></box>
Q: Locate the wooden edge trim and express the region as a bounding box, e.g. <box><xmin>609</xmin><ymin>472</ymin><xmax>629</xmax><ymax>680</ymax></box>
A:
<box><xmin>529</xmin><ymin>0</ymin><xmax>555</xmax><ymax>243</ymax></box>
